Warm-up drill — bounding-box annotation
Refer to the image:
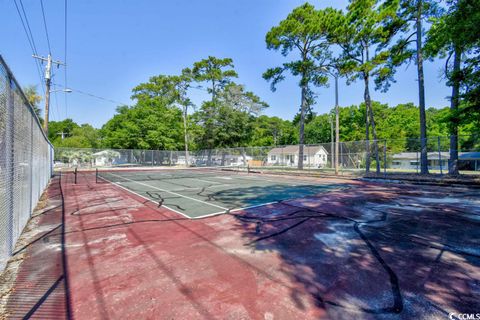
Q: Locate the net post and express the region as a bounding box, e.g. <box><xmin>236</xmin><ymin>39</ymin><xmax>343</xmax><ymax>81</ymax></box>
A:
<box><xmin>383</xmin><ymin>139</ymin><xmax>387</xmax><ymax>178</ymax></box>
<box><xmin>74</xmin><ymin>167</ymin><xmax>77</xmax><ymax>184</ymax></box>
<box><xmin>416</xmin><ymin>149</ymin><xmax>419</xmax><ymax>174</ymax></box>
<box><xmin>95</xmin><ymin>168</ymin><xmax>98</xmax><ymax>184</ymax></box>
<box><xmin>340</xmin><ymin>142</ymin><xmax>343</xmax><ymax>175</ymax></box>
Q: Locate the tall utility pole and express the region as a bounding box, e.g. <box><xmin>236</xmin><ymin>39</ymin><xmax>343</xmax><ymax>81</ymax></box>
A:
<box><xmin>33</xmin><ymin>54</ymin><xmax>65</xmax><ymax>134</ymax></box>
<box><xmin>321</xmin><ymin>66</ymin><xmax>340</xmax><ymax>175</ymax></box>
<box><xmin>330</xmin><ymin>116</ymin><xmax>334</xmax><ymax>170</ymax></box>
<box><xmin>57</xmin><ymin>132</ymin><xmax>68</xmax><ymax>140</ymax></box>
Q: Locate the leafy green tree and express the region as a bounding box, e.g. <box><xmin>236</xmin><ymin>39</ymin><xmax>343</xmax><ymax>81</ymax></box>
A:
<box><xmin>213</xmin><ymin>106</ymin><xmax>254</xmax><ymax>148</ymax></box>
<box><xmin>48</xmin><ymin>119</ymin><xmax>101</xmax><ymax>148</ymax></box>
<box><xmin>187</xmin><ymin>57</ymin><xmax>238</xmax><ymax>159</ymax></box>
<box><xmin>192</xmin><ymin>82</ymin><xmax>268</xmax><ymax>151</ymax></box>
<box><xmin>249</xmin><ymin>116</ymin><xmax>297</xmax><ymax>146</ymax></box>
<box><xmin>426</xmin><ymin>0</ymin><xmax>480</xmax><ymax>174</ymax></box>
<box><xmin>132</xmin><ymin>74</ymin><xmax>193</xmax><ymax>164</ymax></box>
<box><xmin>304</xmin><ymin>114</ymin><xmax>333</xmax><ymax>144</ymax></box>
<box><xmin>263</xmin><ymin>3</ymin><xmax>333</xmax><ymax>169</ymax></box>
<box><xmin>48</xmin><ymin>119</ymin><xmax>79</xmax><ymax>142</ymax></box>
<box><xmin>292</xmin><ymin>105</ymin><xmax>316</xmax><ymax>127</ymax></box>
<box><xmin>330</xmin><ymin>0</ymin><xmax>399</xmax><ymax>173</ymax></box>
<box><xmin>217</xmin><ymin>83</ymin><xmax>268</xmax><ymax>116</ymax></box>
<box><xmin>189</xmin><ymin>56</ymin><xmax>238</xmax><ymax>102</ymax></box>
<box><xmin>23</xmin><ymin>85</ymin><xmax>43</xmax><ymax>123</ymax></box>
<box><xmin>101</xmin><ymin>103</ymin><xmax>183</xmax><ymax>150</ymax></box>
<box><xmin>55</xmin><ymin>124</ymin><xmax>100</xmax><ymax>148</ymax></box>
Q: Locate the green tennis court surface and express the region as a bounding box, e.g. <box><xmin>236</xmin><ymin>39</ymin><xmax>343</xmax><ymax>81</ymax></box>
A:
<box><xmin>97</xmin><ymin>168</ymin><xmax>344</xmax><ymax>218</ymax></box>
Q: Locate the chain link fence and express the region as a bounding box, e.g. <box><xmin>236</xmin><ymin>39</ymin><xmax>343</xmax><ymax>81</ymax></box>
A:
<box><xmin>55</xmin><ymin>133</ymin><xmax>479</xmax><ymax>175</ymax></box>
<box><xmin>0</xmin><ymin>56</ymin><xmax>53</xmax><ymax>272</ymax></box>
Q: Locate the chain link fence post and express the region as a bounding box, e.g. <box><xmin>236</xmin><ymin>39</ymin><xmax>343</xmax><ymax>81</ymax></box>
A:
<box><xmin>438</xmin><ymin>136</ymin><xmax>443</xmax><ymax>175</ymax></box>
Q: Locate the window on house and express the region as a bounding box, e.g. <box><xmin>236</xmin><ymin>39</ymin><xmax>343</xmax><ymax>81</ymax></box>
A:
<box><xmin>303</xmin><ymin>155</ymin><xmax>307</xmax><ymax>161</ymax></box>
<box><xmin>271</xmin><ymin>155</ymin><xmax>276</xmax><ymax>161</ymax></box>
<box><xmin>410</xmin><ymin>161</ymin><xmax>419</xmax><ymax>165</ymax></box>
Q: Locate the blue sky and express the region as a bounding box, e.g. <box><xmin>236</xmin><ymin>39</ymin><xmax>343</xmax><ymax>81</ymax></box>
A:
<box><xmin>2</xmin><ymin>0</ymin><xmax>451</xmax><ymax>128</ymax></box>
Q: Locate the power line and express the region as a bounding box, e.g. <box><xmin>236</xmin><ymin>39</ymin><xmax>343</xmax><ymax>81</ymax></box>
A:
<box><xmin>18</xmin><ymin>0</ymin><xmax>39</xmax><ymax>55</ymax></box>
<box><xmin>13</xmin><ymin>0</ymin><xmax>35</xmax><ymax>56</ymax></box>
<box><xmin>53</xmin><ymin>83</ymin><xmax>129</xmax><ymax>106</ymax></box>
<box><xmin>12</xmin><ymin>0</ymin><xmax>46</xmax><ymax>95</ymax></box>
<box><xmin>40</xmin><ymin>0</ymin><xmax>52</xmax><ymax>54</ymax></box>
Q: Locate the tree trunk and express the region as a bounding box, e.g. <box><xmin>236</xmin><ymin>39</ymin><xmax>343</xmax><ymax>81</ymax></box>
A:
<box><xmin>369</xmin><ymin>109</ymin><xmax>381</xmax><ymax>174</ymax></box>
<box><xmin>364</xmin><ymin>75</ymin><xmax>380</xmax><ymax>174</ymax></box>
<box><xmin>449</xmin><ymin>47</ymin><xmax>461</xmax><ymax>175</ymax></box>
<box><xmin>364</xmin><ymin>76</ymin><xmax>371</xmax><ymax>173</ymax></box>
<box><xmin>298</xmin><ymin>82</ymin><xmax>307</xmax><ymax>170</ymax></box>
<box><xmin>416</xmin><ymin>0</ymin><xmax>429</xmax><ymax>174</ymax></box>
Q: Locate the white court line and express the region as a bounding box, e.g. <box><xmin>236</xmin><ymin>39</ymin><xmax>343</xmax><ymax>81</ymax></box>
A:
<box><xmin>102</xmin><ymin>177</ymin><xmax>325</xmax><ymax>220</ymax></box>
<box><xmin>169</xmin><ymin>183</ymin><xmax>231</xmax><ymax>192</ymax></box>
<box><xmin>98</xmin><ymin>176</ymin><xmax>191</xmax><ymax>219</ymax></box>
<box><xmin>101</xmin><ymin>173</ymin><xmax>339</xmax><ymax>220</ymax></box>
<box><xmin>106</xmin><ymin>172</ymin><xmax>228</xmax><ymax>210</ymax></box>
<box><xmin>229</xmin><ymin>201</ymin><xmax>278</xmax><ymax>213</ymax></box>
<box><xmin>191</xmin><ymin>177</ymin><xmax>224</xmax><ymax>184</ymax></box>
<box><xmin>189</xmin><ymin>201</ymin><xmax>280</xmax><ymax>219</ymax></box>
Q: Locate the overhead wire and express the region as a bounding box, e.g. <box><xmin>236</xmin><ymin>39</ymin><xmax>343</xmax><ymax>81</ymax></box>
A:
<box><xmin>53</xmin><ymin>83</ymin><xmax>129</xmax><ymax>106</ymax></box>
<box><xmin>13</xmin><ymin>0</ymin><xmax>46</xmax><ymax>96</ymax></box>
<box><xmin>40</xmin><ymin>0</ymin><xmax>52</xmax><ymax>54</ymax></box>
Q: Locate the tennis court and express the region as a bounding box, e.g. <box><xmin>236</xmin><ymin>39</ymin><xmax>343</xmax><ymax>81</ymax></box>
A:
<box><xmin>96</xmin><ymin>167</ymin><xmax>347</xmax><ymax>218</ymax></box>
<box><xmin>2</xmin><ymin>168</ymin><xmax>480</xmax><ymax>319</ymax></box>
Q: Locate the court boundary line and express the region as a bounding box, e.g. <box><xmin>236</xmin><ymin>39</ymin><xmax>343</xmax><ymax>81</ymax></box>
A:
<box><xmin>99</xmin><ymin>172</ymin><xmax>348</xmax><ymax>220</ymax></box>
<box><xmin>98</xmin><ymin>175</ymin><xmax>285</xmax><ymax>219</ymax></box>
<box><xmin>98</xmin><ymin>176</ymin><xmax>192</xmax><ymax>219</ymax></box>
<box><xmin>105</xmin><ymin>172</ymin><xmax>229</xmax><ymax>210</ymax></box>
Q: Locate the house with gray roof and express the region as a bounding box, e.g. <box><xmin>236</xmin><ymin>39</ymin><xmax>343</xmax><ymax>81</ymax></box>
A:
<box><xmin>266</xmin><ymin>145</ymin><xmax>329</xmax><ymax>168</ymax></box>
<box><xmin>391</xmin><ymin>151</ymin><xmax>480</xmax><ymax>171</ymax></box>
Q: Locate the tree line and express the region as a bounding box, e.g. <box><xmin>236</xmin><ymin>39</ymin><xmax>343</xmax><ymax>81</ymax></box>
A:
<box><xmin>42</xmin><ymin>0</ymin><xmax>478</xmax><ymax>175</ymax></box>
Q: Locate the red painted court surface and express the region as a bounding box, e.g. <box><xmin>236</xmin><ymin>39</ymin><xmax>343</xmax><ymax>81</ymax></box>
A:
<box><xmin>4</xmin><ymin>171</ymin><xmax>480</xmax><ymax>319</ymax></box>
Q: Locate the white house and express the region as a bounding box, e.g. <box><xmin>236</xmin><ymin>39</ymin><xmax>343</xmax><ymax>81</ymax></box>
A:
<box><xmin>225</xmin><ymin>154</ymin><xmax>252</xmax><ymax>166</ymax></box>
<box><xmin>92</xmin><ymin>150</ymin><xmax>121</xmax><ymax>167</ymax></box>
<box><xmin>193</xmin><ymin>154</ymin><xmax>252</xmax><ymax>167</ymax></box>
<box><xmin>391</xmin><ymin>151</ymin><xmax>480</xmax><ymax>171</ymax></box>
<box><xmin>266</xmin><ymin>145</ymin><xmax>329</xmax><ymax>168</ymax></box>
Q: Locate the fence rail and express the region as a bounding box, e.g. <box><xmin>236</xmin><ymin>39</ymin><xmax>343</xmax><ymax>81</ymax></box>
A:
<box><xmin>55</xmin><ymin>134</ymin><xmax>479</xmax><ymax>175</ymax></box>
<box><xmin>0</xmin><ymin>55</ymin><xmax>53</xmax><ymax>272</ymax></box>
